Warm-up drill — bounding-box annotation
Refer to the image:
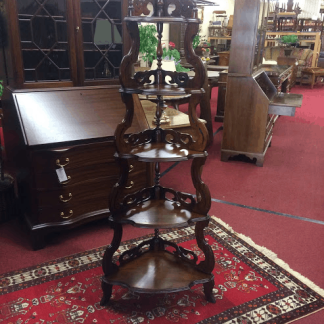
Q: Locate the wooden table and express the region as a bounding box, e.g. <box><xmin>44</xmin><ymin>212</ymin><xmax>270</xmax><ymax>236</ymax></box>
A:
<box><xmin>301</xmin><ymin>67</ymin><xmax>324</xmax><ymax>88</ymax></box>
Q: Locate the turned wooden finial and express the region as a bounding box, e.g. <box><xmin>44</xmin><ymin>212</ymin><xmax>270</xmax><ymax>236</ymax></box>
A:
<box><xmin>128</xmin><ymin>0</ymin><xmax>133</xmax><ymax>16</ymax></box>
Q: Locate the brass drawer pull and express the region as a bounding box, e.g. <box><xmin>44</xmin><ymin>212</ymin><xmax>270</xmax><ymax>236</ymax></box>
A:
<box><xmin>56</xmin><ymin>158</ymin><xmax>70</xmax><ymax>168</ymax></box>
<box><xmin>129</xmin><ymin>164</ymin><xmax>134</xmax><ymax>173</ymax></box>
<box><xmin>60</xmin><ymin>210</ymin><xmax>73</xmax><ymax>219</ymax></box>
<box><xmin>125</xmin><ymin>181</ymin><xmax>134</xmax><ymax>189</ymax></box>
<box><xmin>59</xmin><ymin>176</ymin><xmax>71</xmax><ymax>185</ymax></box>
<box><xmin>59</xmin><ymin>193</ymin><xmax>72</xmax><ymax>203</ymax></box>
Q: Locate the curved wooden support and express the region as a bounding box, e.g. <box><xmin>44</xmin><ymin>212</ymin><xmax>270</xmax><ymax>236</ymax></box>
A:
<box><xmin>114</xmin><ymin>93</ymin><xmax>134</xmax><ymax>153</ymax></box>
<box><xmin>191</xmin><ymin>156</ymin><xmax>211</xmax><ymax>214</ymax></box>
<box><xmin>187</xmin><ymin>94</ymin><xmax>209</xmax><ymax>150</ymax></box>
<box><xmin>184</xmin><ymin>22</ymin><xmax>206</xmax><ymax>89</ymax></box>
<box><xmin>119</xmin><ymin>21</ymin><xmax>140</xmax><ymax>89</ymax></box>
<box><xmin>102</xmin><ymin>222</ymin><xmax>123</xmax><ymax>276</ymax></box>
<box><xmin>195</xmin><ymin>219</ymin><xmax>215</xmax><ymax>274</ymax></box>
<box><xmin>203</xmin><ymin>279</ymin><xmax>216</xmax><ymax>303</ymax></box>
<box><xmin>109</xmin><ymin>158</ymin><xmax>131</xmax><ymax>214</ymax></box>
<box><xmin>100</xmin><ymin>281</ymin><xmax>113</xmax><ymax>306</ymax></box>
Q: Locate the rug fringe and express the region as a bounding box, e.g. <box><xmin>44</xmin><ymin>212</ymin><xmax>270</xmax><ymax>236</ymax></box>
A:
<box><xmin>211</xmin><ymin>216</ymin><xmax>324</xmax><ymax>298</ymax></box>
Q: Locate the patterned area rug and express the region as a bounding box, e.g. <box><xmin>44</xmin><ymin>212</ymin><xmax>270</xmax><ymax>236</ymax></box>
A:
<box><xmin>0</xmin><ymin>217</ymin><xmax>323</xmax><ymax>324</ymax></box>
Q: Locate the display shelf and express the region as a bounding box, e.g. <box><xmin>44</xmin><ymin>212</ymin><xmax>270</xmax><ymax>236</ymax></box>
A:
<box><xmin>100</xmin><ymin>0</ymin><xmax>215</xmax><ymax>306</ymax></box>
<box><xmin>124</xmin><ymin>16</ymin><xmax>201</xmax><ymax>23</ymax></box>
<box><xmin>117</xmin><ymin>143</ymin><xmax>206</xmax><ymax>162</ymax></box>
<box><xmin>110</xmin><ymin>199</ymin><xmax>209</xmax><ymax>228</ymax></box>
<box><xmin>102</xmin><ymin>250</ymin><xmax>213</xmax><ymax>293</ymax></box>
<box><xmin>121</xmin><ymin>84</ymin><xmax>205</xmax><ymax>96</ymax></box>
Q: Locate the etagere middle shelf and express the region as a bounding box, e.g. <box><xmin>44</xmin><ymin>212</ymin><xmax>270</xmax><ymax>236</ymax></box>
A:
<box><xmin>100</xmin><ymin>0</ymin><xmax>216</xmax><ymax>306</ymax></box>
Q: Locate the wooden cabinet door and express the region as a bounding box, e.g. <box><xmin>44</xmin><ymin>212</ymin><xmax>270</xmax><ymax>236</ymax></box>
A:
<box><xmin>4</xmin><ymin>0</ymin><xmax>77</xmax><ymax>88</ymax></box>
<box><xmin>2</xmin><ymin>0</ymin><xmax>128</xmax><ymax>88</ymax></box>
<box><xmin>72</xmin><ymin>0</ymin><xmax>125</xmax><ymax>86</ymax></box>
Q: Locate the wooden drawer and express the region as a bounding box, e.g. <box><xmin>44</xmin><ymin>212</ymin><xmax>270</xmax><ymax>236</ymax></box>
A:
<box><xmin>37</xmin><ymin>169</ymin><xmax>147</xmax><ymax>223</ymax></box>
<box><xmin>34</xmin><ymin>162</ymin><xmax>120</xmax><ymax>189</ymax></box>
<box><xmin>31</xmin><ymin>141</ymin><xmax>116</xmax><ymax>174</ymax></box>
<box><xmin>36</xmin><ymin>176</ymin><xmax>118</xmax><ymax>208</ymax></box>
<box><xmin>38</xmin><ymin>197</ymin><xmax>110</xmax><ymax>224</ymax></box>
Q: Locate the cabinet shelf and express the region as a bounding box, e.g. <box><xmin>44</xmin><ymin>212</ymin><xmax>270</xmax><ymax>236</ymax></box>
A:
<box><xmin>102</xmin><ymin>250</ymin><xmax>212</xmax><ymax>293</ymax></box>
<box><xmin>117</xmin><ymin>143</ymin><xmax>207</xmax><ymax>162</ymax></box>
<box><xmin>111</xmin><ymin>199</ymin><xmax>208</xmax><ymax>228</ymax></box>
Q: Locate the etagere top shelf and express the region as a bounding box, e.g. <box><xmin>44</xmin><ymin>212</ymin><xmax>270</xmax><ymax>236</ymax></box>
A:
<box><xmin>124</xmin><ymin>16</ymin><xmax>201</xmax><ymax>23</ymax></box>
<box><xmin>116</xmin><ymin>143</ymin><xmax>207</xmax><ymax>162</ymax></box>
<box><xmin>120</xmin><ymin>84</ymin><xmax>205</xmax><ymax>96</ymax></box>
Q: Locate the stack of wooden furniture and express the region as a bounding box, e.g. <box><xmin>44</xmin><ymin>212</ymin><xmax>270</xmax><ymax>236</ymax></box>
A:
<box><xmin>100</xmin><ymin>0</ymin><xmax>216</xmax><ymax>306</ymax></box>
<box><xmin>221</xmin><ymin>0</ymin><xmax>303</xmax><ymax>167</ymax></box>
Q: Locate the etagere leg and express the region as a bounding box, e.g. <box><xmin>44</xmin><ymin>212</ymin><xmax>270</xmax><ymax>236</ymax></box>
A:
<box><xmin>100</xmin><ymin>280</ymin><xmax>113</xmax><ymax>306</ymax></box>
<box><xmin>101</xmin><ymin>221</ymin><xmax>123</xmax><ymax>304</ymax></box>
<box><xmin>203</xmin><ymin>279</ymin><xmax>216</xmax><ymax>303</ymax></box>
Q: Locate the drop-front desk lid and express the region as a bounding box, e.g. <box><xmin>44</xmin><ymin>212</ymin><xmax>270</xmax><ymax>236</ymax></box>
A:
<box><xmin>11</xmin><ymin>86</ymin><xmax>148</xmax><ymax>147</ymax></box>
<box><xmin>254</xmin><ymin>69</ymin><xmax>303</xmax><ymax>117</ymax></box>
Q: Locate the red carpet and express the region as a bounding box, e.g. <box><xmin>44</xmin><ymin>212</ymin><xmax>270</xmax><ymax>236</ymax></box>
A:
<box><xmin>0</xmin><ymin>217</ymin><xmax>323</xmax><ymax>324</ymax></box>
<box><xmin>161</xmin><ymin>86</ymin><xmax>324</xmax><ymax>221</ymax></box>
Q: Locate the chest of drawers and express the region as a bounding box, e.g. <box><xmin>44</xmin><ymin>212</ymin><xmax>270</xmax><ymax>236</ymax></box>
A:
<box><xmin>2</xmin><ymin>85</ymin><xmax>152</xmax><ymax>249</ymax></box>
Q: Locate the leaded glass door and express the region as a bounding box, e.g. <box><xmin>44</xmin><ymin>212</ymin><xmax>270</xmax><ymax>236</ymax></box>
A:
<box><xmin>16</xmin><ymin>0</ymin><xmax>76</xmax><ymax>86</ymax></box>
<box><xmin>77</xmin><ymin>0</ymin><xmax>123</xmax><ymax>84</ymax></box>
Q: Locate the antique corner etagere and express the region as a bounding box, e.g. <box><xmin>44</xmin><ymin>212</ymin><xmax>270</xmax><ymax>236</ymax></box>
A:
<box><xmin>100</xmin><ymin>0</ymin><xmax>216</xmax><ymax>305</ymax></box>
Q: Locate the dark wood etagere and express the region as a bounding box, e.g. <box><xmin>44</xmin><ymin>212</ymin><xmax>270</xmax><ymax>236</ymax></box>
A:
<box><xmin>100</xmin><ymin>0</ymin><xmax>215</xmax><ymax>305</ymax></box>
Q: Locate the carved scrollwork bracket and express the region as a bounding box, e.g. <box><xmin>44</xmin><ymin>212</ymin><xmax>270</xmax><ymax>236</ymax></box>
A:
<box><xmin>134</xmin><ymin>69</ymin><xmax>189</xmax><ymax>87</ymax></box>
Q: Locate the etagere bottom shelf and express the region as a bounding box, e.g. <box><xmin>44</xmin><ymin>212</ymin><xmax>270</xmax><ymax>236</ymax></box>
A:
<box><xmin>101</xmin><ymin>250</ymin><xmax>215</xmax><ymax>305</ymax></box>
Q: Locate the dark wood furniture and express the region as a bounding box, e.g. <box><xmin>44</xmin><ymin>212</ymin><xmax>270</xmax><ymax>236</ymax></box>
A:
<box><xmin>301</xmin><ymin>67</ymin><xmax>324</xmax><ymax>88</ymax></box>
<box><xmin>100</xmin><ymin>0</ymin><xmax>215</xmax><ymax>306</ymax></box>
<box><xmin>1</xmin><ymin>85</ymin><xmax>152</xmax><ymax>249</ymax></box>
<box><xmin>215</xmin><ymin>69</ymin><xmax>228</xmax><ymax>122</ymax></box>
<box><xmin>221</xmin><ymin>0</ymin><xmax>303</xmax><ymax>167</ymax></box>
<box><xmin>218</xmin><ymin>51</ymin><xmax>230</xmax><ymax>66</ymax></box>
<box><xmin>262</xmin><ymin>64</ymin><xmax>294</xmax><ymax>92</ymax></box>
<box><xmin>277</xmin><ymin>56</ymin><xmax>298</xmax><ymax>88</ymax></box>
<box><xmin>0</xmin><ymin>0</ymin><xmax>131</xmax><ymax>89</ymax></box>
<box><xmin>214</xmin><ymin>64</ymin><xmax>294</xmax><ymax>123</ymax></box>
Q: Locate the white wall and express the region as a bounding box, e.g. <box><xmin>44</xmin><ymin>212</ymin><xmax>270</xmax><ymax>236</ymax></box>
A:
<box><xmin>200</xmin><ymin>0</ymin><xmax>235</xmax><ymax>39</ymax></box>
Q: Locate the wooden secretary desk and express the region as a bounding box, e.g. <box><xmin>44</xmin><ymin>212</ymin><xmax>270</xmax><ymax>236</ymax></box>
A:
<box><xmin>221</xmin><ymin>0</ymin><xmax>303</xmax><ymax>167</ymax></box>
<box><xmin>0</xmin><ymin>0</ymin><xmax>153</xmax><ymax>249</ymax></box>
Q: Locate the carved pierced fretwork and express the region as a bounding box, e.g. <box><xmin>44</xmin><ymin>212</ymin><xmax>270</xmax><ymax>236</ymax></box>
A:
<box><xmin>130</xmin><ymin>0</ymin><xmax>197</xmax><ymax>18</ymax></box>
<box><xmin>134</xmin><ymin>69</ymin><xmax>189</xmax><ymax>87</ymax></box>
<box><xmin>164</xmin><ymin>0</ymin><xmax>197</xmax><ymax>18</ymax></box>
<box><xmin>132</xmin><ymin>0</ymin><xmax>152</xmax><ymax>16</ymax></box>
<box><xmin>119</xmin><ymin>235</ymin><xmax>199</xmax><ymax>266</ymax></box>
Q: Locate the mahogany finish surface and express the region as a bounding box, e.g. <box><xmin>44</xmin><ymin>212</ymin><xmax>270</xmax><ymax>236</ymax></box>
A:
<box><xmin>112</xmin><ymin>199</ymin><xmax>209</xmax><ymax>228</ymax></box>
<box><xmin>101</xmin><ymin>0</ymin><xmax>215</xmax><ymax>306</ymax></box>
<box><xmin>103</xmin><ymin>251</ymin><xmax>213</xmax><ymax>292</ymax></box>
